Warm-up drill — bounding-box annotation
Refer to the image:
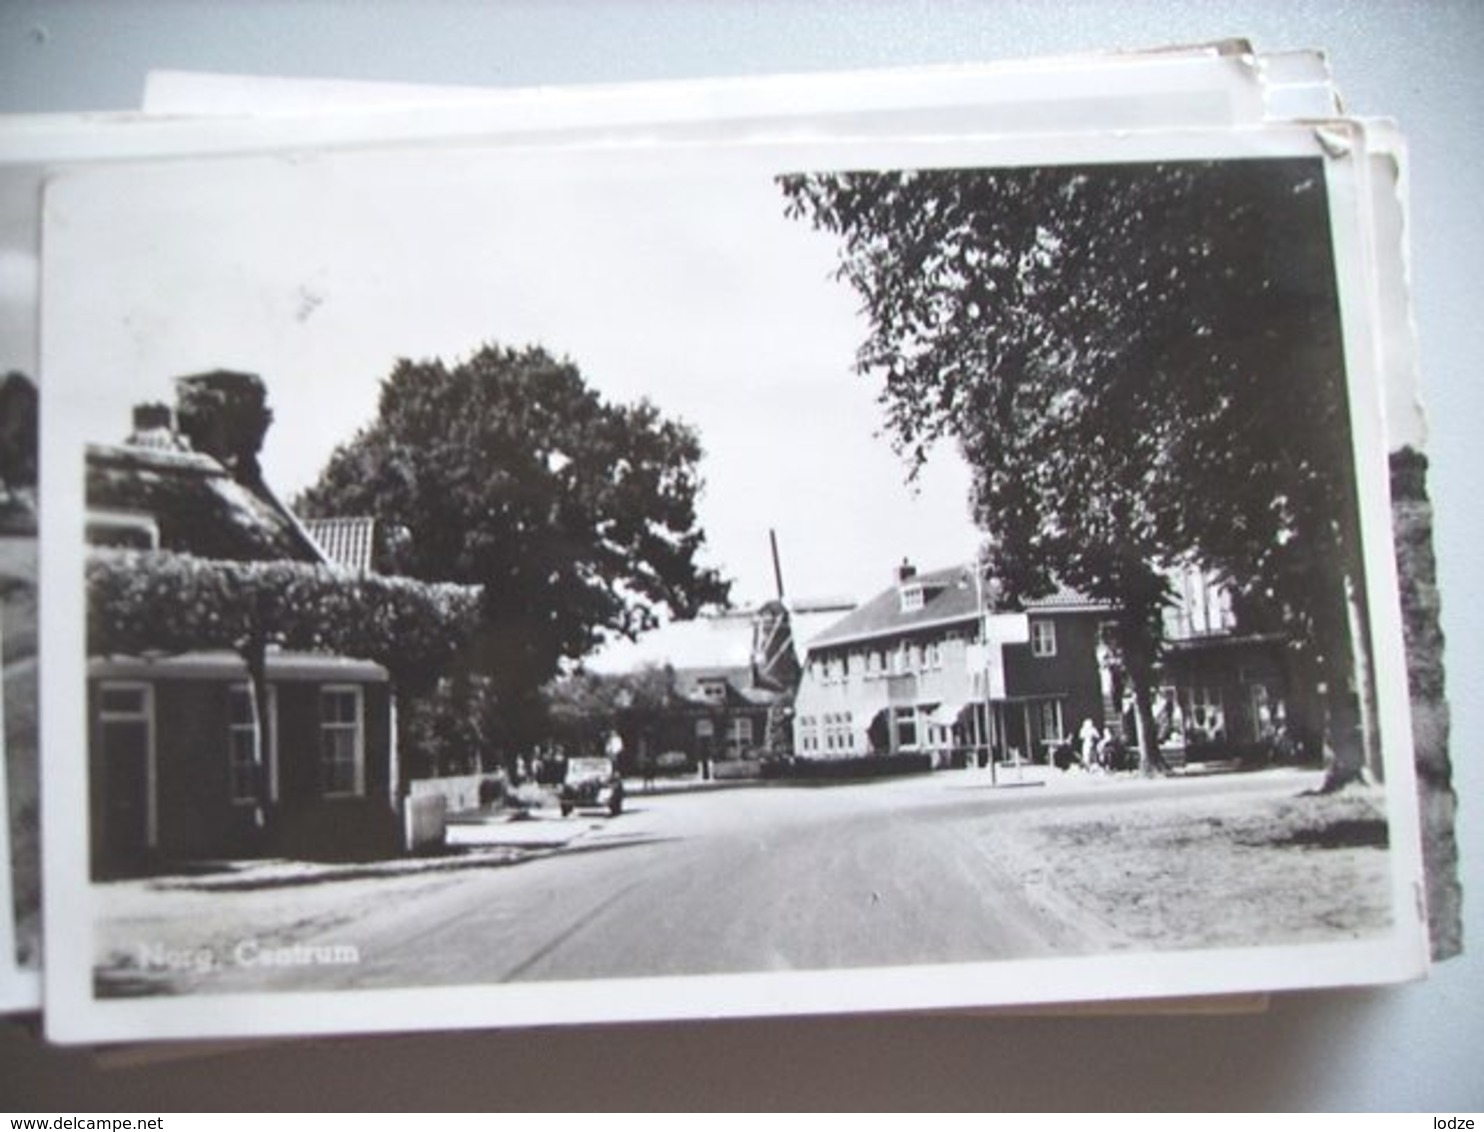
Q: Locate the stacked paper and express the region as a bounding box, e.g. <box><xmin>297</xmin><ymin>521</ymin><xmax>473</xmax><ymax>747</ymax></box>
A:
<box><xmin>0</xmin><ymin>41</ymin><xmax>1457</xmax><ymax>1046</ymax></box>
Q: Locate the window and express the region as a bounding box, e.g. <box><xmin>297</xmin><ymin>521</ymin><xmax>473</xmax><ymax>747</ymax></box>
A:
<box><xmin>227</xmin><ymin>684</ymin><xmax>277</xmax><ymax>804</ymax></box>
<box><xmin>1030</xmin><ymin>619</ymin><xmax>1057</xmax><ymax>658</ymax></box>
<box><xmin>823</xmin><ymin>712</ymin><xmax>854</xmax><ymax>752</ymax></box>
<box><xmin>696</xmin><ymin>717</ymin><xmax>715</xmax><ymax>740</ymax></box>
<box><xmin>1034</xmin><ymin>698</ymin><xmax>1065</xmax><ymax>744</ymax></box>
<box><xmin>100</xmin><ymin>685</ymin><xmax>149</xmax><ymax>716</ymax></box>
<box><xmin>924</xmin><ymin>642</ymin><xmax>942</xmax><ymax>670</ymax></box>
<box><xmin>900</xmin><ymin>585</ymin><xmax>924</xmax><ymax>613</ymax></box>
<box><xmin>86</xmin><ymin>509</ymin><xmax>160</xmax><ymax>550</ymax></box>
<box><xmin>228</xmin><ymin>686</ymin><xmax>259</xmax><ymax>804</ymax></box>
<box><xmin>1180</xmin><ymin>685</ymin><xmax>1226</xmax><ymax>743</ymax></box>
<box><xmin>797</xmin><ymin>715</ymin><xmax>819</xmax><ymax>753</ymax></box>
<box><xmin>893</xmin><ymin>706</ymin><xmax>919</xmax><ymax>750</ymax></box>
<box><xmin>319</xmin><ymin>686</ymin><xmax>364</xmax><ymax>796</ymax></box>
<box><xmin>725</xmin><ymin>715</ymin><xmax>754</xmax><ymax>758</ymax></box>
<box><xmin>866</xmin><ymin>650</ymin><xmax>883</xmax><ymax>679</ymax></box>
<box><xmin>698</xmin><ymin>678</ymin><xmax>727</xmax><ymax>701</ymax></box>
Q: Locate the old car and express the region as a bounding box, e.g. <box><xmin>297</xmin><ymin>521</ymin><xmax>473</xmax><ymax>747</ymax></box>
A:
<box><xmin>558</xmin><ymin>756</ymin><xmax>624</xmax><ymax>817</ymax></box>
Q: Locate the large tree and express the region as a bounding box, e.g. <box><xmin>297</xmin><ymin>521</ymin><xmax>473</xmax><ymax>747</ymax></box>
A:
<box><xmin>543</xmin><ymin>664</ymin><xmax>676</xmax><ymax>773</ymax></box>
<box><xmin>296</xmin><ymin>344</ymin><xmax>730</xmax><ymax>755</ymax></box>
<box><xmin>781</xmin><ymin>159</ymin><xmax>1375</xmax><ymax>783</ymax></box>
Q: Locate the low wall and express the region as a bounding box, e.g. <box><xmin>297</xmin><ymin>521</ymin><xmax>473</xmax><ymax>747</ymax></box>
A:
<box><xmin>408</xmin><ymin>773</ymin><xmax>488</xmax><ymax>814</ymax></box>
<box><xmin>403</xmin><ymin>793</ymin><xmax>447</xmax><ymax>853</ymax></box>
<box><xmin>711</xmin><ymin>759</ymin><xmax>763</xmax><ymax>781</ymax></box>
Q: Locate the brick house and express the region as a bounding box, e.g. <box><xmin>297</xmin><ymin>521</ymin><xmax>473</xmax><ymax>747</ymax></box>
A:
<box><xmin>793</xmin><ymin>558</ymin><xmax>1300</xmax><ymax>768</ymax></box>
<box><xmin>86</xmin><ymin>376</ymin><xmax>398</xmax><ymax>875</ymax></box>
<box><xmin>792</xmin><ymin>561</ymin><xmax>1111</xmax><ymax>766</ymax></box>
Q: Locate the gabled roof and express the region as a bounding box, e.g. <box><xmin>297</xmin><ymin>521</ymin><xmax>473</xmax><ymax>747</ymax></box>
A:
<box><xmin>807</xmin><ymin>565</ymin><xmax>1113</xmax><ymax>651</ymax></box>
<box><xmin>1021</xmin><ymin>582</ymin><xmax>1116</xmax><ymax>613</ymax></box>
<box><xmin>808</xmin><ymin>565</ymin><xmax>980</xmax><ymax>650</ymax></box>
<box><xmin>303</xmin><ymin>517</ymin><xmax>376</xmax><ymax>573</ymax></box>
<box><xmin>86</xmin><ymin>442</ymin><xmax>326</xmax><ymax>564</ymax></box>
<box><xmin>671</xmin><ymin>665</ymin><xmax>784</xmax><ymax>708</ymax></box>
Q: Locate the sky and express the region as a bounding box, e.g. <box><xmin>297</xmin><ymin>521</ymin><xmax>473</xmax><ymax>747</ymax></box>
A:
<box><xmin>38</xmin><ymin>142</ymin><xmax>983</xmax><ymax>611</ymax></box>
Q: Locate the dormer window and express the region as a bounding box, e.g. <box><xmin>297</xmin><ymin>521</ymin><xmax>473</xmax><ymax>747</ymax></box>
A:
<box><xmin>698</xmin><ymin>678</ymin><xmax>728</xmax><ymax>702</ymax></box>
<box><xmin>900</xmin><ymin>584</ymin><xmax>925</xmax><ymax>613</ymax></box>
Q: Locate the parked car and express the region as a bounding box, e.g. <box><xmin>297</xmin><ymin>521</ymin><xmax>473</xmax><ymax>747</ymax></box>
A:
<box><xmin>559</xmin><ymin>756</ymin><xmax>624</xmax><ymax>817</ymax></box>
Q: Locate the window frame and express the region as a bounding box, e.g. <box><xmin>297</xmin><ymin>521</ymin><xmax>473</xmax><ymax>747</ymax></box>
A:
<box><xmin>1030</xmin><ymin>618</ymin><xmax>1058</xmax><ymax>658</ymax></box>
<box><xmin>1034</xmin><ymin>697</ymin><xmax>1066</xmax><ymax>745</ymax></box>
<box><xmin>725</xmin><ymin>714</ymin><xmax>754</xmax><ymax>757</ymax></box>
<box><xmin>893</xmin><ymin>705</ymin><xmax>919</xmax><ymax>751</ymax></box>
<box><xmin>227</xmin><ymin>683</ymin><xmax>279</xmax><ymax>806</ymax></box>
<box><xmin>319</xmin><ymin>684</ymin><xmax>365</xmax><ymax>798</ymax></box>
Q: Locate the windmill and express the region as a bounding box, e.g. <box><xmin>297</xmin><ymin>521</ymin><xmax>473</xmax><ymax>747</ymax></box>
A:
<box><xmin>749</xmin><ymin>530</ymin><xmax>802</xmax><ymax>755</ymax></box>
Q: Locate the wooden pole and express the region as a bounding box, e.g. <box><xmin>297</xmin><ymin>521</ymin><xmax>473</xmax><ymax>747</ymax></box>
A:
<box><xmin>769</xmin><ymin>528</ymin><xmax>786</xmax><ymax>602</ymax></box>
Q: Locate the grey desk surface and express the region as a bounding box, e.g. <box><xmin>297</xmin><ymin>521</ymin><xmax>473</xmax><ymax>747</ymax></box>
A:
<box><xmin>1</xmin><ymin>0</ymin><xmax>1480</xmax><ymax>1111</ymax></box>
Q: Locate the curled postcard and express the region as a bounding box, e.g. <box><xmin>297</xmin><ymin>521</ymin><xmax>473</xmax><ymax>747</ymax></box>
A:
<box><xmin>0</xmin><ymin>41</ymin><xmax>1350</xmax><ymax>1017</ymax></box>
<box><xmin>37</xmin><ymin>120</ymin><xmax>1431</xmax><ymax>1042</ymax></box>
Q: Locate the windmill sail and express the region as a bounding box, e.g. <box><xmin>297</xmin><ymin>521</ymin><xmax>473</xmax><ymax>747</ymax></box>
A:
<box><xmin>750</xmin><ymin>599</ymin><xmax>801</xmax><ymax>692</ymax></box>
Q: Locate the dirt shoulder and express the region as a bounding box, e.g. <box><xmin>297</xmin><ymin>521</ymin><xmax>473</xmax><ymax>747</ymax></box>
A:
<box><xmin>975</xmin><ymin>774</ymin><xmax>1393</xmax><ymax>953</ymax></box>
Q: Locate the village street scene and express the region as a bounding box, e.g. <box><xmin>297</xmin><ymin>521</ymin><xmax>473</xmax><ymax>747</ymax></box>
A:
<box><xmin>94</xmin><ymin>765</ymin><xmax>1388</xmax><ymax>996</ymax></box>
<box><xmin>38</xmin><ymin>142</ymin><xmax>1417</xmax><ymax>1000</ymax></box>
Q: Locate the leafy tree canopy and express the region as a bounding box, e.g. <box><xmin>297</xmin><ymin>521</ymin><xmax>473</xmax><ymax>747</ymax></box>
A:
<box><xmin>781</xmin><ymin>159</ymin><xmax>1371</xmax><ymax>774</ymax></box>
<box><xmin>176</xmin><ymin>370</ymin><xmax>275</xmax><ymax>487</ymax></box>
<box><xmin>295</xmin><ymin>344</ymin><xmax>730</xmax><ymax>733</ymax></box>
<box><xmin>1</xmin><ymin>371</ymin><xmax>38</xmax><ymax>496</ymax></box>
<box><xmin>544</xmin><ymin>664</ymin><xmax>675</xmax><ymax>754</ymax></box>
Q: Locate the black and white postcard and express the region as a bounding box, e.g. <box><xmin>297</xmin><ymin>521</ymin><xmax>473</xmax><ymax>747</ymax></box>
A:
<box><xmin>1</xmin><ymin>153</ymin><xmax>42</xmax><ymax>1012</ymax></box>
<box><xmin>39</xmin><ymin>126</ymin><xmax>1429</xmax><ymax>1042</ymax></box>
<box><xmin>0</xmin><ymin>44</ymin><xmax>1387</xmax><ymax>1019</ymax></box>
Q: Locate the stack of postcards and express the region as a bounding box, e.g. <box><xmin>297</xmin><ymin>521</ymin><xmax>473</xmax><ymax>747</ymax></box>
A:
<box><xmin>0</xmin><ymin>41</ymin><xmax>1460</xmax><ymax>1046</ymax></box>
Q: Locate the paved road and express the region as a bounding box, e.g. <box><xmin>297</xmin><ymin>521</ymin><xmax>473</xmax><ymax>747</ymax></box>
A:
<box><xmin>179</xmin><ymin>767</ymin><xmax>1314</xmax><ymax>993</ymax></box>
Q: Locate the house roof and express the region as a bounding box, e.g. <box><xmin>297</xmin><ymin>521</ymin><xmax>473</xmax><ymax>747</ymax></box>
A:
<box><xmin>303</xmin><ymin>517</ymin><xmax>376</xmax><ymax>572</ymax></box>
<box><xmin>89</xmin><ymin>649</ymin><xmax>389</xmax><ymax>683</ymax></box>
<box><xmin>86</xmin><ymin>442</ymin><xmax>326</xmax><ymax>564</ymax></box>
<box><xmin>808</xmin><ymin>565</ymin><xmax>980</xmax><ymax>649</ymax></box>
<box><xmin>583</xmin><ymin>599</ymin><xmax>855</xmax><ymax>675</ymax></box>
<box><xmin>671</xmin><ymin>665</ymin><xmax>784</xmax><ymax>708</ymax></box>
<box><xmin>1021</xmin><ymin>582</ymin><xmax>1116</xmax><ymax>613</ymax></box>
<box><xmin>807</xmin><ymin>565</ymin><xmax>1112</xmax><ymax>651</ymax></box>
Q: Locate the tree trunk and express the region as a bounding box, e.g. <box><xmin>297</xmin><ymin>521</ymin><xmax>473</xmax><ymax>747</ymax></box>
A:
<box><xmin>243</xmin><ymin>630</ymin><xmax>271</xmax><ymax>830</ymax></box>
<box><xmin>1115</xmin><ymin>607</ymin><xmax>1169</xmax><ymax>777</ymax></box>
<box><xmin>1124</xmin><ymin>668</ymin><xmax>1167</xmax><ymax>776</ymax></box>
<box><xmin>1320</xmin><ymin>569</ymin><xmax>1378</xmax><ymax>792</ymax></box>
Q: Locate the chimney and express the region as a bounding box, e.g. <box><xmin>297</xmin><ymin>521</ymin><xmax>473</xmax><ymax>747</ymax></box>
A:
<box><xmin>895</xmin><ymin>558</ymin><xmax>917</xmax><ymax>585</ymax></box>
<box><xmin>133</xmin><ymin>403</ymin><xmax>173</xmax><ymax>432</ymax></box>
<box><xmin>125</xmin><ymin>402</ymin><xmax>188</xmax><ymax>451</ymax></box>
